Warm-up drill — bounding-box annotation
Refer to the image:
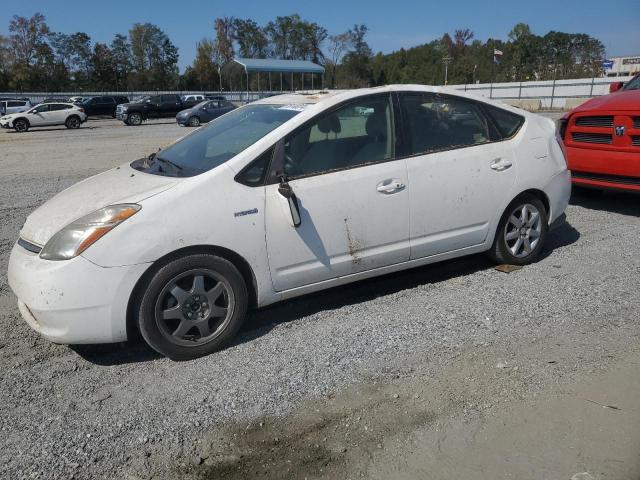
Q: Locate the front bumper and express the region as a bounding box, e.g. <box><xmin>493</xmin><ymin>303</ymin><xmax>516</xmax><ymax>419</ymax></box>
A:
<box><xmin>0</xmin><ymin>120</ymin><xmax>11</xmax><ymax>128</ymax></box>
<box><xmin>116</xmin><ymin>112</ymin><xmax>127</xmax><ymax>121</ymax></box>
<box><xmin>7</xmin><ymin>241</ymin><xmax>151</xmax><ymax>344</ymax></box>
<box><xmin>567</xmin><ymin>145</ymin><xmax>640</xmax><ymax>192</ymax></box>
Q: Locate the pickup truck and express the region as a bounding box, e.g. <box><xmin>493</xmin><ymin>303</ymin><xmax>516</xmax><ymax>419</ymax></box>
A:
<box><xmin>116</xmin><ymin>94</ymin><xmax>203</xmax><ymax>125</ymax></box>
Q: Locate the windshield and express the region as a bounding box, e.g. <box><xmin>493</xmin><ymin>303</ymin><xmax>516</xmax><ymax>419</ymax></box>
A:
<box><xmin>132</xmin><ymin>104</ymin><xmax>305</xmax><ymax>177</ymax></box>
<box><xmin>623</xmin><ymin>74</ymin><xmax>640</xmax><ymax>91</ymax></box>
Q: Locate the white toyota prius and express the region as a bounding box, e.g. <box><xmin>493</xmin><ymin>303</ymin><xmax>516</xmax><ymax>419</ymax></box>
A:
<box><xmin>8</xmin><ymin>85</ymin><xmax>570</xmax><ymax>359</ymax></box>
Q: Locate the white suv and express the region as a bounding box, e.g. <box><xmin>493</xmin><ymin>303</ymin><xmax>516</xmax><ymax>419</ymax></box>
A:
<box><xmin>0</xmin><ymin>99</ymin><xmax>32</xmax><ymax>116</ymax></box>
<box><xmin>8</xmin><ymin>85</ymin><xmax>570</xmax><ymax>359</ymax></box>
<box><xmin>0</xmin><ymin>102</ymin><xmax>87</xmax><ymax>132</ymax></box>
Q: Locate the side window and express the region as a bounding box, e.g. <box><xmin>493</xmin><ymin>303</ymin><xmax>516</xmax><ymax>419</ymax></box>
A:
<box><xmin>49</xmin><ymin>104</ymin><xmax>67</xmax><ymax>111</ymax></box>
<box><xmin>149</xmin><ymin>96</ymin><xmax>161</xmax><ymax>104</ymax></box>
<box><xmin>483</xmin><ymin>104</ymin><xmax>524</xmax><ymax>139</ymax></box>
<box><xmin>236</xmin><ymin>147</ymin><xmax>274</xmax><ymax>186</ymax></box>
<box><xmin>400</xmin><ymin>94</ymin><xmax>490</xmax><ymax>156</ymax></box>
<box><xmin>161</xmin><ymin>94</ymin><xmax>178</xmax><ymax>103</ymax></box>
<box><xmin>283</xmin><ymin>96</ymin><xmax>394</xmax><ymax>177</ymax></box>
<box><xmin>8</xmin><ymin>101</ymin><xmax>23</xmax><ymax>107</ymax></box>
<box><xmin>34</xmin><ymin>104</ymin><xmax>49</xmax><ymax>112</ymax></box>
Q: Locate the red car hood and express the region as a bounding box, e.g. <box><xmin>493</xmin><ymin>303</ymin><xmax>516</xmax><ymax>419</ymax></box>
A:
<box><xmin>573</xmin><ymin>89</ymin><xmax>640</xmax><ymax>113</ymax></box>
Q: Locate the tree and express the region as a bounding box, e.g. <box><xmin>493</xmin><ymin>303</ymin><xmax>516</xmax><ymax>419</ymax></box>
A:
<box><xmin>233</xmin><ymin>19</ymin><xmax>268</xmax><ymax>58</ymax></box>
<box><xmin>340</xmin><ymin>24</ymin><xmax>373</xmax><ymax>87</ymax></box>
<box><xmin>110</xmin><ymin>34</ymin><xmax>131</xmax><ymax>90</ymax></box>
<box><xmin>326</xmin><ymin>32</ymin><xmax>352</xmax><ymax>88</ymax></box>
<box><xmin>128</xmin><ymin>23</ymin><xmax>179</xmax><ymax>89</ymax></box>
<box><xmin>213</xmin><ymin>17</ymin><xmax>235</xmax><ymax>65</ymax></box>
<box><xmin>91</xmin><ymin>43</ymin><xmax>115</xmax><ymax>89</ymax></box>
<box><xmin>190</xmin><ymin>38</ymin><xmax>219</xmax><ymax>89</ymax></box>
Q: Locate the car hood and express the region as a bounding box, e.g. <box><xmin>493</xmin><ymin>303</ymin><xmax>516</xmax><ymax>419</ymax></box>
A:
<box><xmin>20</xmin><ymin>163</ymin><xmax>178</xmax><ymax>246</ymax></box>
<box><xmin>119</xmin><ymin>102</ymin><xmax>145</xmax><ymax>108</ymax></box>
<box><xmin>176</xmin><ymin>108</ymin><xmax>196</xmax><ymax>117</ymax></box>
<box><xmin>573</xmin><ymin>89</ymin><xmax>640</xmax><ymax>113</ymax></box>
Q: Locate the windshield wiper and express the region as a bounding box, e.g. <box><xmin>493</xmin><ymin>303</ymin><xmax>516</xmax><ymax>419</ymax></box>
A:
<box><xmin>155</xmin><ymin>156</ymin><xmax>183</xmax><ymax>175</ymax></box>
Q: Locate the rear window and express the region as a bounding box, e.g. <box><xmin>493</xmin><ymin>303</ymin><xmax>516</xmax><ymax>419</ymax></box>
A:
<box><xmin>484</xmin><ymin>104</ymin><xmax>524</xmax><ymax>138</ymax></box>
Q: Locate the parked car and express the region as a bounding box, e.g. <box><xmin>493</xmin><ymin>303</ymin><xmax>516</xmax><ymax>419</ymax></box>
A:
<box><xmin>0</xmin><ymin>103</ymin><xmax>87</xmax><ymax>132</ymax></box>
<box><xmin>176</xmin><ymin>99</ymin><xmax>236</xmax><ymax>126</ymax></box>
<box><xmin>81</xmin><ymin>95</ymin><xmax>130</xmax><ymax>117</ymax></box>
<box><xmin>69</xmin><ymin>96</ymin><xmax>85</xmax><ymax>104</ymax></box>
<box><xmin>559</xmin><ymin>72</ymin><xmax>640</xmax><ymax>193</ymax></box>
<box><xmin>116</xmin><ymin>94</ymin><xmax>202</xmax><ymax>125</ymax></box>
<box><xmin>181</xmin><ymin>94</ymin><xmax>205</xmax><ymax>103</ymax></box>
<box><xmin>7</xmin><ymin>85</ymin><xmax>570</xmax><ymax>359</ymax></box>
<box><xmin>0</xmin><ymin>99</ymin><xmax>32</xmax><ymax>116</ymax></box>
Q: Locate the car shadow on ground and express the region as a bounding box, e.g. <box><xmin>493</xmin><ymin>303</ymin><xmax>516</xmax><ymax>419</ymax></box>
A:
<box><xmin>570</xmin><ymin>190</ymin><xmax>639</xmax><ymax>217</ymax></box>
<box><xmin>4</xmin><ymin>126</ymin><xmax>100</xmax><ymax>134</ymax></box>
<box><xmin>72</xmin><ymin>220</ymin><xmax>580</xmax><ymax>366</ymax></box>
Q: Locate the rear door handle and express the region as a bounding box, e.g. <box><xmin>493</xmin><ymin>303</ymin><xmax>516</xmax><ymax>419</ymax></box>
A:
<box><xmin>490</xmin><ymin>158</ymin><xmax>512</xmax><ymax>171</ymax></box>
<box><xmin>376</xmin><ymin>179</ymin><xmax>406</xmax><ymax>194</ymax></box>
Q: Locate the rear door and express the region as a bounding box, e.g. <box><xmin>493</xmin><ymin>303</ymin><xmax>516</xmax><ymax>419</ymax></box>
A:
<box><xmin>160</xmin><ymin>94</ymin><xmax>181</xmax><ymax>116</ymax></box>
<box><xmin>99</xmin><ymin>96</ymin><xmax>116</xmax><ymax>115</ymax></box>
<box><xmin>398</xmin><ymin>92</ymin><xmax>517</xmax><ymax>258</ymax></box>
<box><xmin>48</xmin><ymin>104</ymin><xmax>71</xmax><ymax>124</ymax></box>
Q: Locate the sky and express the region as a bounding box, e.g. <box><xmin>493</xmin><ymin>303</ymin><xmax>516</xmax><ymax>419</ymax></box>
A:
<box><xmin>1</xmin><ymin>0</ymin><xmax>638</xmax><ymax>71</ymax></box>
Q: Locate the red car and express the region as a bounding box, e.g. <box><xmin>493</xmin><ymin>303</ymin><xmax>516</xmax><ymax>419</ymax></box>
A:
<box><xmin>560</xmin><ymin>73</ymin><xmax>640</xmax><ymax>193</ymax></box>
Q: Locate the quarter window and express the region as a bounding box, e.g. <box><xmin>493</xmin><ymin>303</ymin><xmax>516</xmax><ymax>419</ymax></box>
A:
<box><xmin>483</xmin><ymin>104</ymin><xmax>524</xmax><ymax>138</ymax></box>
<box><xmin>283</xmin><ymin>96</ymin><xmax>394</xmax><ymax>177</ymax></box>
<box><xmin>399</xmin><ymin>94</ymin><xmax>491</xmax><ymax>156</ymax></box>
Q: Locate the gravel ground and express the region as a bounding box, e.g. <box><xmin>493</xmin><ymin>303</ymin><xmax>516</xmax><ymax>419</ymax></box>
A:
<box><xmin>0</xmin><ymin>116</ymin><xmax>639</xmax><ymax>479</ymax></box>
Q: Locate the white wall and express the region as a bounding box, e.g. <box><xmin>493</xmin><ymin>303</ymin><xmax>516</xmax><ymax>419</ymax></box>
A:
<box><xmin>448</xmin><ymin>76</ymin><xmax>634</xmax><ymax>109</ymax></box>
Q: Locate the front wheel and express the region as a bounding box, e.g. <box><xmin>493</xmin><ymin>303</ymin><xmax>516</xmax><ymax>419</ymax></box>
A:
<box><xmin>489</xmin><ymin>193</ymin><xmax>548</xmax><ymax>265</ymax></box>
<box><xmin>127</xmin><ymin>112</ymin><xmax>142</xmax><ymax>126</ymax></box>
<box><xmin>188</xmin><ymin>116</ymin><xmax>200</xmax><ymax>127</ymax></box>
<box><xmin>14</xmin><ymin>119</ymin><xmax>29</xmax><ymax>132</ymax></box>
<box><xmin>137</xmin><ymin>254</ymin><xmax>248</xmax><ymax>360</ymax></box>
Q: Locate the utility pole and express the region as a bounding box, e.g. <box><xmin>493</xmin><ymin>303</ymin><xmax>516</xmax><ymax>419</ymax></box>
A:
<box><xmin>442</xmin><ymin>56</ymin><xmax>453</xmax><ymax>85</ymax></box>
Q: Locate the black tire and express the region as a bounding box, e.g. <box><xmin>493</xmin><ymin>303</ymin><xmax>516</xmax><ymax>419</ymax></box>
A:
<box><xmin>127</xmin><ymin>112</ymin><xmax>142</xmax><ymax>126</ymax></box>
<box><xmin>137</xmin><ymin>254</ymin><xmax>248</xmax><ymax>360</ymax></box>
<box><xmin>188</xmin><ymin>116</ymin><xmax>200</xmax><ymax>127</ymax></box>
<box><xmin>489</xmin><ymin>193</ymin><xmax>548</xmax><ymax>265</ymax></box>
<box><xmin>65</xmin><ymin>115</ymin><xmax>81</xmax><ymax>129</ymax></box>
<box><xmin>13</xmin><ymin>119</ymin><xmax>29</xmax><ymax>132</ymax></box>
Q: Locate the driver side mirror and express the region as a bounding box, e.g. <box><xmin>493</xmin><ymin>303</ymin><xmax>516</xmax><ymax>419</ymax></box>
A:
<box><xmin>277</xmin><ymin>177</ymin><xmax>301</xmax><ymax>227</ymax></box>
<box><xmin>609</xmin><ymin>81</ymin><xmax>624</xmax><ymax>93</ymax></box>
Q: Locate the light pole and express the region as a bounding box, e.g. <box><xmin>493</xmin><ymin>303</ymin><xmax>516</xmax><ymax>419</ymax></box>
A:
<box><xmin>442</xmin><ymin>56</ymin><xmax>453</xmax><ymax>85</ymax></box>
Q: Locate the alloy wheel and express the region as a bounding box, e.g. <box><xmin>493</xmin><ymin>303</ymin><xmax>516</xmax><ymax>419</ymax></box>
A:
<box><xmin>154</xmin><ymin>269</ymin><xmax>234</xmax><ymax>347</ymax></box>
<box><xmin>128</xmin><ymin>113</ymin><xmax>142</xmax><ymax>125</ymax></box>
<box><xmin>503</xmin><ymin>203</ymin><xmax>542</xmax><ymax>258</ymax></box>
<box><xmin>189</xmin><ymin>116</ymin><xmax>200</xmax><ymax>127</ymax></box>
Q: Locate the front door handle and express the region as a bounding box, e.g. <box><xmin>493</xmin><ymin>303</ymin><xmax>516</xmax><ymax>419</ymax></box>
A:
<box><xmin>490</xmin><ymin>158</ymin><xmax>513</xmax><ymax>171</ymax></box>
<box><xmin>376</xmin><ymin>179</ymin><xmax>406</xmax><ymax>194</ymax></box>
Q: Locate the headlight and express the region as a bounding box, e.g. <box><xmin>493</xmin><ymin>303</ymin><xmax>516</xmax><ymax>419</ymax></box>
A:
<box><xmin>40</xmin><ymin>204</ymin><xmax>140</xmax><ymax>261</ymax></box>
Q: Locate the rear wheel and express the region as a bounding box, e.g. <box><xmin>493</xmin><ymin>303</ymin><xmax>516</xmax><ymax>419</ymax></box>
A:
<box><xmin>489</xmin><ymin>193</ymin><xmax>548</xmax><ymax>265</ymax></box>
<box><xmin>137</xmin><ymin>254</ymin><xmax>248</xmax><ymax>360</ymax></box>
<box><xmin>13</xmin><ymin>119</ymin><xmax>29</xmax><ymax>132</ymax></box>
<box><xmin>127</xmin><ymin>112</ymin><xmax>142</xmax><ymax>126</ymax></box>
<box><xmin>65</xmin><ymin>116</ymin><xmax>81</xmax><ymax>129</ymax></box>
<box><xmin>188</xmin><ymin>116</ymin><xmax>200</xmax><ymax>127</ymax></box>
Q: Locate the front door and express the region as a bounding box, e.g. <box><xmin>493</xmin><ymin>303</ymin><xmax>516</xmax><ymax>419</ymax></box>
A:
<box><xmin>265</xmin><ymin>94</ymin><xmax>410</xmax><ymax>292</ymax></box>
<box><xmin>398</xmin><ymin>92</ymin><xmax>517</xmax><ymax>258</ymax></box>
<box><xmin>29</xmin><ymin>104</ymin><xmax>54</xmax><ymax>126</ymax></box>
